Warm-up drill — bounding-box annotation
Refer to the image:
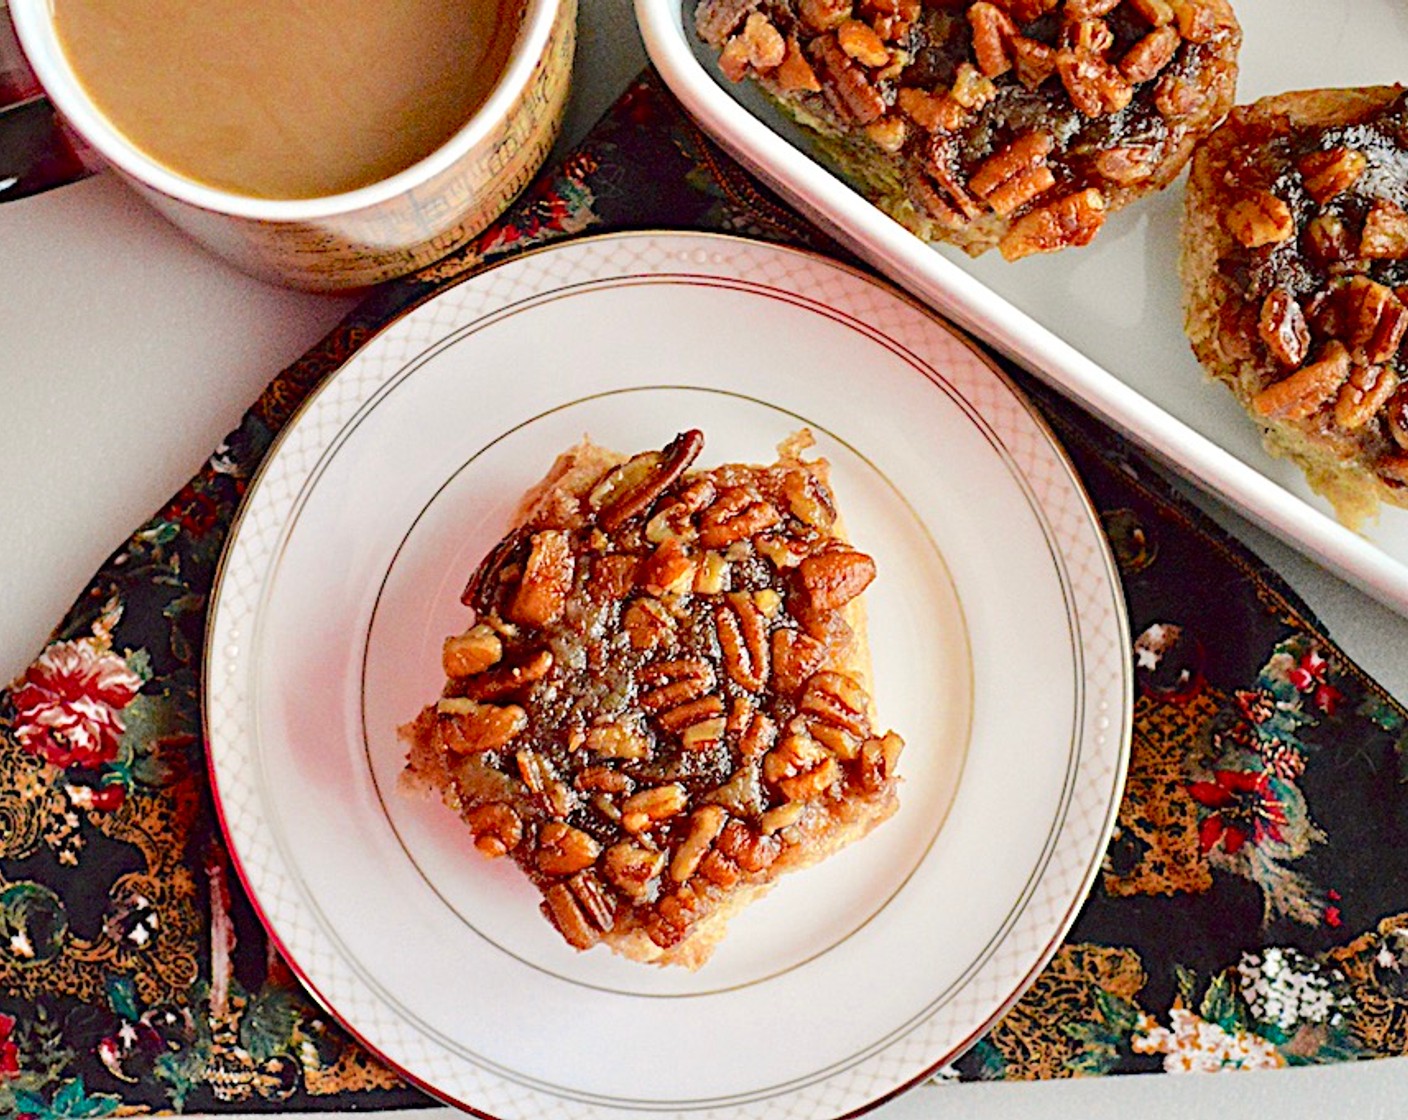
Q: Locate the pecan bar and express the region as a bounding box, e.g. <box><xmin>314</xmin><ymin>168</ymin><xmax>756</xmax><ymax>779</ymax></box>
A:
<box><xmin>696</xmin><ymin>0</ymin><xmax>1240</xmax><ymax>260</ymax></box>
<box><xmin>1181</xmin><ymin>87</ymin><xmax>1408</xmax><ymax>528</ymax></box>
<box><xmin>400</xmin><ymin>431</ymin><xmax>905</xmax><ymax>968</ymax></box>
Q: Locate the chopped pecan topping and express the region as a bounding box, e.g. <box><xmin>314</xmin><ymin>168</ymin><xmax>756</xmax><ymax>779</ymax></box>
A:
<box><xmin>772</xmin><ymin>628</ymin><xmax>828</xmax><ymax>695</ymax></box>
<box><xmin>1361</xmin><ymin>201</ymin><xmax>1408</xmax><ymax>260</ymax></box>
<box><xmin>738</xmin><ymin>709</ymin><xmax>778</xmax><ymax>759</ymax></box>
<box><xmin>718</xmin><ymin>31</ymin><xmax>751</xmax><ymax>77</ymax></box>
<box><xmin>622</xmin><ymin>784</ymin><xmax>690</xmax><ymax>832</ymax></box>
<box><xmin>921</xmin><ymin>140</ymin><xmax>985</xmax><ymax>219</ymax></box>
<box><xmin>589</xmin><ymin>554</ymin><xmax>639</xmax><ymax>601</ymax></box>
<box><xmin>1065</xmin><ymin>0</ymin><xmax>1121</xmax><ymax>16</ymax></box>
<box><xmin>717</xmin><ymin>819</ymin><xmax>780</xmax><ymax>872</ymax></box>
<box><xmin>1171</xmin><ymin>0</ymin><xmax>1215</xmax><ymax>41</ymax></box>
<box><xmin>1001</xmin><ymin>0</ymin><xmax>1059</xmax><ymax>22</ymax></box>
<box><xmin>701</xmin><ymin>0</ymin><xmax>1239</xmax><ymax>261</ymax></box>
<box><xmin>798</xmin><ymin>0</ymin><xmax>852</xmax><ymax>31</ymax></box>
<box><xmin>466</xmin><ymin>804</ymin><xmax>522</xmax><ymax>857</ymax></box>
<box><xmin>809</xmin><ymin>34</ymin><xmax>886</xmax><ymax>124</ymax></box>
<box><xmin>864</xmin><ymin>116</ymin><xmax>908</xmax><ymax>151</ymax></box>
<box><xmin>1252</xmin><ymin>341</ymin><xmax>1352</xmax><ymax>421</ymax></box>
<box><xmin>1009</xmin><ymin>34</ymin><xmax>1058</xmax><ymax>88</ymax></box>
<box><xmin>433</xmin><ymin>699</ymin><xmax>527</xmax><ymax>754</ymax></box>
<box><xmin>1153</xmin><ymin>72</ymin><xmax>1198</xmax><ymax>118</ymax></box>
<box><xmin>568</xmin><ymin>870</ymin><xmax>617</xmax><ymax>933</ymax></box>
<box><xmin>970</xmin><ymin>131</ymin><xmax>1056</xmax><ymax>214</ymax></box>
<box><xmin>1057</xmin><ymin>51</ymin><xmax>1134</xmax><ymax>117</ymax></box>
<box><xmin>1334</xmin><ymin>364</ymin><xmax>1399</xmax><ymax>431</ymax></box>
<box><xmin>905</xmin><ymin>165</ymin><xmax>965</xmax><ymax>226</ymax></box>
<box><xmin>657</xmin><ymin>694</ymin><xmax>726</xmax><ymax>733</ymax></box>
<box><xmin>1223</xmin><ymin>191</ymin><xmax>1294</xmax><ymax>249</ymax></box>
<box><xmin>1298</xmin><ymin>147</ymin><xmax>1367</xmax><ymax>206</ymax></box>
<box><xmin>762</xmin><ymin>732</ymin><xmax>841</xmax><ymax>801</ymax></box>
<box><xmin>897</xmin><ymin>87</ymin><xmax>968</xmax><ymax>134</ymax></box>
<box><xmin>1258</xmin><ymin>290</ymin><xmax>1310</xmax><ymax>369</ymax></box>
<box><xmin>638</xmin><ymin>537</ymin><xmax>696</xmax><ymax>597</ymax></box>
<box><xmin>541</xmin><ymin>881</ymin><xmax>602</xmax><ymax>949</ymax></box>
<box><xmin>1386</xmin><ymin>386</ymin><xmax>1408</xmax><ymax>451</ymax></box>
<box><xmin>968</xmin><ymin>2</ymin><xmax>1016</xmax><ymax>78</ymax></box>
<box><xmin>1303</xmin><ymin>213</ymin><xmax>1355</xmax><ymax>265</ymax></box>
<box><xmin>742</xmin><ymin>11</ymin><xmax>787</xmax><ymax>69</ymax></box>
<box><xmin>800</xmin><ymin>670</ymin><xmax>873</xmax><ymax>738</ymax></box>
<box><xmin>1063</xmin><ymin>17</ymin><xmax>1113</xmax><ymax>56</ymax></box>
<box><xmin>639</xmin><ymin>658</ymin><xmax>716</xmax><ymax>713</ymax></box>
<box><xmin>442</xmin><ymin>624</ymin><xmax>503</xmax><ymax>678</ymax></box>
<box><xmin>837</xmin><ymin>18</ymin><xmax>889</xmax><ymax>66</ymax></box>
<box><xmin>1197</xmin><ymin>86</ymin><xmax>1408</xmax><ymax>521</ymax></box>
<box><xmin>537</xmin><ymin>822</ymin><xmax>602</xmax><ymax>876</ymax></box>
<box><xmin>1129</xmin><ymin>0</ymin><xmax>1174</xmax><ymax>24</ymax></box>
<box><xmin>603</xmin><ymin>840</ymin><xmax>666</xmax><ymax>900</ymax></box>
<box><xmin>594</xmin><ymin>431</ymin><xmax>705</xmax><ymax>532</ymax></box>
<box><xmin>509</xmin><ymin>531</ymin><xmax>574</xmax><ymax>628</ymax></box>
<box><xmin>759</xmin><ymin>801</ymin><xmax>805</xmax><ymax>835</ymax></box>
<box><xmin>970</xmin><ymin>131</ymin><xmax>1053</xmax><ymax>195</ymax></box>
<box><xmin>680</xmin><ymin>715</ymin><xmax>728</xmax><ymax>751</ymax></box>
<box><xmin>1094</xmin><ymin>145</ymin><xmax>1158</xmax><ymax>184</ymax></box>
<box><xmin>699</xmin><ymin>486</ymin><xmax>783</xmax><ymax>547</ymax></box>
<box><xmin>455</xmin><ymin>648</ymin><xmax>554</xmax><ymax>702</ymax></box>
<box><xmin>407</xmin><ymin>432</ymin><xmax>904</xmax><ymax>965</ymax></box>
<box><xmin>951</xmin><ymin>63</ymin><xmax>998</xmax><ymax>111</ymax></box>
<box><xmin>858</xmin><ymin>732</ymin><xmax>906</xmax><ymax>793</ymax></box>
<box><xmin>670</xmin><ymin>806</ymin><xmax>730</xmax><ymax>883</ymax></box>
<box><xmin>695</xmin><ymin>0</ymin><xmax>760</xmax><ymax>43</ymax></box>
<box><xmin>797</xmin><ymin>549</ymin><xmax>878</xmax><ymax>611</ymax></box>
<box><xmin>717</xmin><ymin>593</ymin><xmax>771</xmax><ymax>690</ymax></box>
<box><xmin>776</xmin><ymin>36</ymin><xmax>824</xmax><ymax>91</ymax></box>
<box><xmin>516</xmin><ymin>749</ymin><xmax>576</xmax><ymax>817</ymax></box>
<box><xmin>1342</xmin><ymin>276</ymin><xmax>1408</xmax><ymax>366</ymax></box>
<box><xmin>1120</xmin><ymin>24</ymin><xmax>1180</xmax><ymax>83</ymax></box>
<box><xmin>575</xmin><ymin>765</ymin><xmax>634</xmax><ymax>794</ymax></box>
<box><xmin>1000</xmin><ymin>188</ymin><xmax>1107</xmax><ymax>260</ymax></box>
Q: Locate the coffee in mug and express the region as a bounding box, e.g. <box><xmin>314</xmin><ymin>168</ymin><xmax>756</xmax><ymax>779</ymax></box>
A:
<box><xmin>52</xmin><ymin>0</ymin><xmax>519</xmax><ymax>200</ymax></box>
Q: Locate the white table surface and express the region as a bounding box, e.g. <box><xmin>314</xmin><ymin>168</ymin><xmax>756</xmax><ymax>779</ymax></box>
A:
<box><xmin>3</xmin><ymin>0</ymin><xmax>1408</xmax><ymax>1116</ymax></box>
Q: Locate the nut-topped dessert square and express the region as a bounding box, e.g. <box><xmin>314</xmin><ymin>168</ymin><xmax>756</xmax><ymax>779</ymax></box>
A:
<box><xmin>1181</xmin><ymin>87</ymin><xmax>1408</xmax><ymax>529</ymax></box>
<box><xmin>695</xmin><ymin>0</ymin><xmax>1240</xmax><ymax>260</ymax></box>
<box><xmin>400</xmin><ymin>430</ymin><xmax>905</xmax><ymax>968</ymax></box>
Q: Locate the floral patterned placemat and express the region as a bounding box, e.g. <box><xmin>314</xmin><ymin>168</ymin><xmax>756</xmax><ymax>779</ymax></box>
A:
<box><xmin>3</xmin><ymin>72</ymin><xmax>1408</xmax><ymax>1117</ymax></box>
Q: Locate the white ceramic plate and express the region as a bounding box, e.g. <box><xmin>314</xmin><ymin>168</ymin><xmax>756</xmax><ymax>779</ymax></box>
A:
<box><xmin>635</xmin><ymin>0</ymin><xmax>1408</xmax><ymax>616</ymax></box>
<box><xmin>204</xmin><ymin>232</ymin><xmax>1131</xmax><ymax>1118</ymax></box>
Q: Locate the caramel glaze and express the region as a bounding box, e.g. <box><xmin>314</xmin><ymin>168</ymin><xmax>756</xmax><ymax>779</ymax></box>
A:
<box><xmin>418</xmin><ymin>432</ymin><xmax>904</xmax><ymax>957</ymax></box>
<box><xmin>1215</xmin><ymin>91</ymin><xmax>1408</xmax><ymax>487</ymax></box>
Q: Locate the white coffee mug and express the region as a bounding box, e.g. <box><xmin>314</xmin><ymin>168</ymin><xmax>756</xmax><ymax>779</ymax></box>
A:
<box><xmin>8</xmin><ymin>0</ymin><xmax>575</xmax><ymax>291</ymax></box>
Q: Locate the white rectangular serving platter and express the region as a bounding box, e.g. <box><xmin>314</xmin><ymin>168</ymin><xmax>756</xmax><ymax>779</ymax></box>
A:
<box><xmin>635</xmin><ymin>0</ymin><xmax>1408</xmax><ymax>616</ymax></box>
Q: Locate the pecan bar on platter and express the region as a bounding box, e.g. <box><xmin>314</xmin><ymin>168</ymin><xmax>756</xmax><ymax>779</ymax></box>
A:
<box><xmin>400</xmin><ymin>430</ymin><xmax>905</xmax><ymax>969</ymax></box>
<box><xmin>697</xmin><ymin>0</ymin><xmax>1241</xmax><ymax>260</ymax></box>
<box><xmin>1181</xmin><ymin>86</ymin><xmax>1408</xmax><ymax>529</ymax></box>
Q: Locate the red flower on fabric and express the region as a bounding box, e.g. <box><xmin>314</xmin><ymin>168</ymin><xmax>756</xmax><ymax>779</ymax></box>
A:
<box><xmin>1313</xmin><ymin>682</ymin><xmax>1342</xmax><ymax>715</ymax></box>
<box><xmin>1287</xmin><ymin>648</ymin><xmax>1342</xmax><ymax>713</ymax></box>
<box><xmin>161</xmin><ymin>482</ymin><xmax>220</xmax><ymax>539</ymax></box>
<box><xmin>11</xmin><ymin>640</ymin><xmax>142</xmax><ymax>769</ymax></box>
<box><xmin>1188</xmin><ymin>769</ymin><xmax>1288</xmax><ymax>854</ymax></box>
<box><xmin>0</xmin><ymin>1012</ymin><xmax>19</xmax><ymax>1078</ymax></box>
<box><xmin>1287</xmin><ymin>648</ymin><xmax>1329</xmax><ymax>691</ymax></box>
